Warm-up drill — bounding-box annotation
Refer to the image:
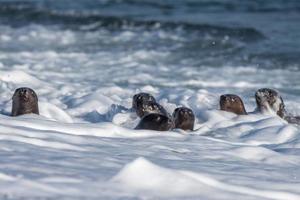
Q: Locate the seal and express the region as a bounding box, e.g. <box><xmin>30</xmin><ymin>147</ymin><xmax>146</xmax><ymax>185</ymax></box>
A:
<box><xmin>255</xmin><ymin>88</ymin><xmax>285</xmax><ymax>118</ymax></box>
<box><xmin>220</xmin><ymin>94</ymin><xmax>247</xmax><ymax>115</ymax></box>
<box><xmin>172</xmin><ymin>107</ymin><xmax>195</xmax><ymax>131</ymax></box>
<box><xmin>255</xmin><ymin>88</ymin><xmax>300</xmax><ymax>124</ymax></box>
<box><xmin>135</xmin><ymin>100</ymin><xmax>168</xmax><ymax>118</ymax></box>
<box><xmin>135</xmin><ymin>113</ymin><xmax>174</xmax><ymax>131</ymax></box>
<box><xmin>11</xmin><ymin>87</ymin><xmax>39</xmax><ymax>116</ymax></box>
<box><xmin>132</xmin><ymin>92</ymin><xmax>156</xmax><ymax>112</ymax></box>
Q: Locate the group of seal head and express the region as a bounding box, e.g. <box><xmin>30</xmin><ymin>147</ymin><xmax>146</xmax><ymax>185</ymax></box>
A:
<box><xmin>219</xmin><ymin>88</ymin><xmax>300</xmax><ymax>124</ymax></box>
<box><xmin>133</xmin><ymin>92</ymin><xmax>195</xmax><ymax>131</ymax></box>
<box><xmin>9</xmin><ymin>87</ymin><xmax>299</xmax><ymax>131</ymax></box>
<box><xmin>10</xmin><ymin>88</ymin><xmax>196</xmax><ymax>131</ymax></box>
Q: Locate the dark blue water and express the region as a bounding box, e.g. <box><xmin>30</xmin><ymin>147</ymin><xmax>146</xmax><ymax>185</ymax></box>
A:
<box><xmin>0</xmin><ymin>0</ymin><xmax>300</xmax><ymax>69</ymax></box>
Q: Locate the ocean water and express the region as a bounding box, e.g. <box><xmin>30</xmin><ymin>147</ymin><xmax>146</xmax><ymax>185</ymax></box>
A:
<box><xmin>0</xmin><ymin>0</ymin><xmax>300</xmax><ymax>199</ymax></box>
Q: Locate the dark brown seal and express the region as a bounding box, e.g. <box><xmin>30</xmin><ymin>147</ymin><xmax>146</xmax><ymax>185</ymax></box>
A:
<box><xmin>11</xmin><ymin>87</ymin><xmax>39</xmax><ymax>116</ymax></box>
<box><xmin>255</xmin><ymin>88</ymin><xmax>300</xmax><ymax>125</ymax></box>
<box><xmin>135</xmin><ymin>113</ymin><xmax>174</xmax><ymax>131</ymax></box>
<box><xmin>132</xmin><ymin>92</ymin><xmax>156</xmax><ymax>112</ymax></box>
<box><xmin>136</xmin><ymin>101</ymin><xmax>169</xmax><ymax>118</ymax></box>
<box><xmin>132</xmin><ymin>92</ymin><xmax>168</xmax><ymax>118</ymax></box>
<box><xmin>220</xmin><ymin>94</ymin><xmax>247</xmax><ymax>115</ymax></box>
<box><xmin>172</xmin><ymin>107</ymin><xmax>195</xmax><ymax>131</ymax></box>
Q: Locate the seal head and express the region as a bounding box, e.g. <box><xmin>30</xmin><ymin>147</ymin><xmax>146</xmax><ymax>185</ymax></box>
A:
<box><xmin>255</xmin><ymin>88</ymin><xmax>285</xmax><ymax>118</ymax></box>
<box><xmin>220</xmin><ymin>94</ymin><xmax>247</xmax><ymax>115</ymax></box>
<box><xmin>132</xmin><ymin>92</ymin><xmax>156</xmax><ymax>111</ymax></box>
<box><xmin>135</xmin><ymin>113</ymin><xmax>174</xmax><ymax>131</ymax></box>
<box><xmin>172</xmin><ymin>107</ymin><xmax>195</xmax><ymax>131</ymax></box>
<box><xmin>12</xmin><ymin>87</ymin><xmax>39</xmax><ymax>116</ymax></box>
<box><xmin>135</xmin><ymin>101</ymin><xmax>168</xmax><ymax>118</ymax></box>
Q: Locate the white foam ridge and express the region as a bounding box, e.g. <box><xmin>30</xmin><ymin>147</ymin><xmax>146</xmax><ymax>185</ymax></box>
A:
<box><xmin>0</xmin><ymin>68</ymin><xmax>299</xmax><ymax>199</ymax></box>
<box><xmin>0</xmin><ymin>20</ymin><xmax>300</xmax><ymax>199</ymax></box>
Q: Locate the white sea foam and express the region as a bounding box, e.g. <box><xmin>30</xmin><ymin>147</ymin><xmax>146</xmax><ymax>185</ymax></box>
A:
<box><xmin>0</xmin><ymin>22</ymin><xmax>300</xmax><ymax>199</ymax></box>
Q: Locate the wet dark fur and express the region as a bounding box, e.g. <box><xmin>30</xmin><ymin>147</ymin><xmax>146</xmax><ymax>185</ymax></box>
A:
<box><xmin>255</xmin><ymin>88</ymin><xmax>300</xmax><ymax>125</ymax></box>
<box><xmin>132</xmin><ymin>92</ymin><xmax>156</xmax><ymax>112</ymax></box>
<box><xmin>172</xmin><ymin>107</ymin><xmax>195</xmax><ymax>131</ymax></box>
<box><xmin>132</xmin><ymin>93</ymin><xmax>168</xmax><ymax>118</ymax></box>
<box><xmin>255</xmin><ymin>88</ymin><xmax>286</xmax><ymax>118</ymax></box>
<box><xmin>135</xmin><ymin>113</ymin><xmax>174</xmax><ymax>131</ymax></box>
<box><xmin>220</xmin><ymin>94</ymin><xmax>247</xmax><ymax>115</ymax></box>
<box><xmin>136</xmin><ymin>101</ymin><xmax>168</xmax><ymax>118</ymax></box>
<box><xmin>12</xmin><ymin>87</ymin><xmax>39</xmax><ymax>116</ymax></box>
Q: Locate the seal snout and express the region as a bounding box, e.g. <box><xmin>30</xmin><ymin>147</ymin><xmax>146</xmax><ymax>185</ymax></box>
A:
<box><xmin>220</xmin><ymin>94</ymin><xmax>227</xmax><ymax>102</ymax></box>
<box><xmin>178</xmin><ymin>108</ymin><xmax>193</xmax><ymax>119</ymax></box>
<box><xmin>17</xmin><ymin>88</ymin><xmax>31</xmax><ymax>101</ymax></box>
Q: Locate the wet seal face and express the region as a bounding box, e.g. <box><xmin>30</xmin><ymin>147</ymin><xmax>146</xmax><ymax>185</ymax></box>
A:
<box><xmin>172</xmin><ymin>107</ymin><xmax>195</xmax><ymax>131</ymax></box>
<box><xmin>12</xmin><ymin>87</ymin><xmax>39</xmax><ymax>116</ymax></box>
<box><xmin>255</xmin><ymin>88</ymin><xmax>300</xmax><ymax>125</ymax></box>
<box><xmin>220</xmin><ymin>94</ymin><xmax>247</xmax><ymax>115</ymax></box>
<box><xmin>132</xmin><ymin>92</ymin><xmax>156</xmax><ymax>111</ymax></box>
<box><xmin>135</xmin><ymin>113</ymin><xmax>174</xmax><ymax>131</ymax></box>
<box><xmin>135</xmin><ymin>101</ymin><xmax>168</xmax><ymax>118</ymax></box>
<box><xmin>255</xmin><ymin>88</ymin><xmax>285</xmax><ymax>118</ymax></box>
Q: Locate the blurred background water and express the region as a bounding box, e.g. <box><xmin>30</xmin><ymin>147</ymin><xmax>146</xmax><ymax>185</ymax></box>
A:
<box><xmin>0</xmin><ymin>0</ymin><xmax>300</xmax><ymax>113</ymax></box>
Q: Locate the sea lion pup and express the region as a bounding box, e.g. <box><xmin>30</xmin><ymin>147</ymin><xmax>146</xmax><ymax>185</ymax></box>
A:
<box><xmin>172</xmin><ymin>107</ymin><xmax>195</xmax><ymax>131</ymax></box>
<box><xmin>132</xmin><ymin>92</ymin><xmax>156</xmax><ymax>111</ymax></box>
<box><xmin>11</xmin><ymin>87</ymin><xmax>39</xmax><ymax>116</ymax></box>
<box><xmin>220</xmin><ymin>94</ymin><xmax>247</xmax><ymax>115</ymax></box>
<box><xmin>255</xmin><ymin>88</ymin><xmax>300</xmax><ymax>124</ymax></box>
<box><xmin>135</xmin><ymin>113</ymin><xmax>174</xmax><ymax>131</ymax></box>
